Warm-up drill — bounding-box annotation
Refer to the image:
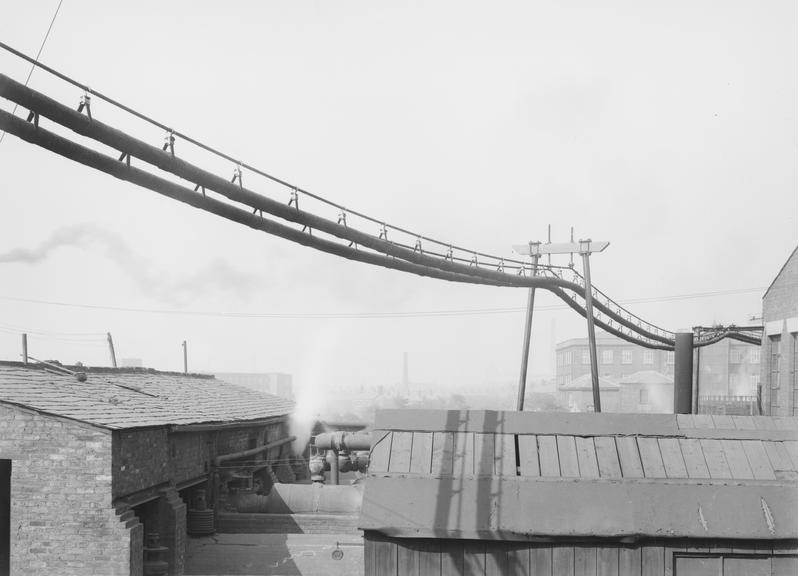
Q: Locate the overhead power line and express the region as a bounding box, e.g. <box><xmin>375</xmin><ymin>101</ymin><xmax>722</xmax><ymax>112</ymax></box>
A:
<box><xmin>0</xmin><ymin>287</ymin><xmax>765</xmax><ymax>320</ymax></box>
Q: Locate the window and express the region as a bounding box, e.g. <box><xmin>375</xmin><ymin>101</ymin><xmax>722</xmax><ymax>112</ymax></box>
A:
<box><xmin>557</xmin><ymin>353</ymin><xmax>563</xmax><ymax>367</ymax></box>
<box><xmin>750</xmin><ymin>373</ymin><xmax>760</xmax><ymax>388</ymax></box>
<box><xmin>639</xmin><ymin>388</ymin><xmax>649</xmax><ymax>404</ymax></box>
<box><xmin>666</xmin><ymin>351</ymin><xmax>675</xmax><ymax>365</ymax></box>
<box><xmin>674</xmin><ymin>553</ymin><xmax>794</xmax><ymax>576</ymax></box>
<box><xmin>770</xmin><ymin>335</ymin><xmax>781</xmax><ymax>414</ymax></box>
<box><xmin>730</xmin><ymin>347</ymin><xmax>746</xmax><ymax>364</ymax></box>
<box><xmin>622</xmin><ymin>349</ymin><xmax>633</xmax><ymax>364</ymax></box>
<box><xmin>565</xmin><ymin>351</ymin><xmax>573</xmax><ymax>366</ymax></box>
<box><xmin>793</xmin><ymin>334</ymin><xmax>798</xmax><ymax>415</ymax></box>
<box><xmin>750</xmin><ymin>348</ymin><xmax>761</xmax><ymax>364</ymax></box>
<box><xmin>601</xmin><ymin>350</ymin><xmax>614</xmax><ymax>365</ymax></box>
<box><xmin>642</xmin><ymin>350</ymin><xmax>654</xmax><ymax>365</ymax></box>
<box><xmin>582</xmin><ymin>350</ymin><xmax>590</xmax><ymax>364</ymax></box>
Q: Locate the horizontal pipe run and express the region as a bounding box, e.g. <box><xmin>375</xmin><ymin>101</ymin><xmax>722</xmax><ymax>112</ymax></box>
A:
<box><xmin>0</xmin><ymin>74</ymin><xmax>675</xmax><ymax>347</ymax></box>
<box><xmin>0</xmin><ymin>110</ymin><xmax>508</xmax><ymax>288</ymax></box>
<box><xmin>215</xmin><ymin>435</ymin><xmax>297</xmax><ymax>466</ymax></box>
<box><xmin>314</xmin><ymin>432</ymin><xmax>372</xmax><ymax>452</ymax></box>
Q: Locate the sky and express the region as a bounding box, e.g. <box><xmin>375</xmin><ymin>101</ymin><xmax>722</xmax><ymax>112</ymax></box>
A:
<box><xmin>0</xmin><ymin>1</ymin><xmax>796</xmax><ymax>401</ymax></box>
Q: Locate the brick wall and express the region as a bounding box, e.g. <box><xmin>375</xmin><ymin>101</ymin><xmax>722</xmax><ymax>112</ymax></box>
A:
<box><xmin>761</xmin><ymin>247</ymin><xmax>798</xmax><ymax>415</ymax></box>
<box><xmin>169</xmin><ymin>433</ymin><xmax>206</xmax><ymax>485</ymax></box>
<box><xmin>0</xmin><ymin>403</ymin><xmax>136</xmax><ymax>575</ymax></box>
<box><xmin>112</xmin><ymin>429</ymin><xmax>169</xmax><ymax>498</ymax></box>
<box><xmin>763</xmin><ymin>248</ymin><xmax>798</xmax><ymax>321</ymax></box>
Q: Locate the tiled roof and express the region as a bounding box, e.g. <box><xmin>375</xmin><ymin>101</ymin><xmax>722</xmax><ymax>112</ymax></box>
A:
<box><xmin>0</xmin><ymin>363</ymin><xmax>293</xmax><ymax>429</ymax></box>
<box><xmin>360</xmin><ymin>409</ymin><xmax>798</xmax><ymax>541</ymax></box>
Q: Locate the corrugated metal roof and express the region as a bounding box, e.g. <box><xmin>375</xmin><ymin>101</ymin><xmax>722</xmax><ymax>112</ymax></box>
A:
<box><xmin>0</xmin><ymin>363</ymin><xmax>293</xmax><ymax>429</ymax></box>
<box><xmin>359</xmin><ymin>410</ymin><xmax>798</xmax><ymax>541</ymax></box>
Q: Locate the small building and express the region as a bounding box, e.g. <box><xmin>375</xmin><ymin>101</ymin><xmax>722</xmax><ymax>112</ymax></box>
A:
<box><xmin>0</xmin><ymin>361</ymin><xmax>294</xmax><ymax>576</ymax></box>
<box><xmin>762</xmin><ymin>245</ymin><xmax>798</xmax><ymax>416</ymax></box>
<box><xmin>556</xmin><ymin>332</ymin><xmax>675</xmax><ymax>387</ymax></box>
<box><xmin>617</xmin><ymin>370</ymin><xmax>673</xmax><ymax>413</ymax></box>
<box><xmin>213</xmin><ymin>371</ymin><xmax>294</xmax><ymax>400</ymax></box>
<box><xmin>359</xmin><ymin>409</ymin><xmax>798</xmax><ymax>576</ymax></box>
<box><xmin>557</xmin><ymin>332</ymin><xmax>761</xmax><ymax>404</ymax></box>
<box><xmin>558</xmin><ymin>373</ymin><xmax>619</xmax><ymax>412</ymax></box>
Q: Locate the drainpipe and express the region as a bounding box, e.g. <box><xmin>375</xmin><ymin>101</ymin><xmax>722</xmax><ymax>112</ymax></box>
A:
<box><xmin>214</xmin><ymin>435</ymin><xmax>296</xmax><ymax>466</ymax></box>
<box><xmin>328</xmin><ymin>450</ymin><xmax>340</xmax><ymax>485</ymax></box>
<box><xmin>674</xmin><ymin>332</ymin><xmax>694</xmax><ymax>414</ymax></box>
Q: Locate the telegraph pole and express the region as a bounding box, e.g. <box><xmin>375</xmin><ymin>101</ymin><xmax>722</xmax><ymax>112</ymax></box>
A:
<box><xmin>579</xmin><ymin>241</ymin><xmax>602</xmax><ymax>412</ymax></box>
<box><xmin>515</xmin><ymin>243</ymin><xmax>540</xmax><ymax>411</ymax></box>
<box><xmin>182</xmin><ymin>340</ymin><xmax>188</xmax><ymax>374</ymax></box>
<box><xmin>107</xmin><ymin>332</ymin><xmax>118</xmax><ymax>368</ymax></box>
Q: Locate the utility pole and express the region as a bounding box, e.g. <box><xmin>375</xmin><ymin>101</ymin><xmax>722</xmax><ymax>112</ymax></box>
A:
<box><xmin>580</xmin><ymin>242</ymin><xmax>602</xmax><ymax>412</ymax></box>
<box><xmin>22</xmin><ymin>333</ymin><xmax>28</xmax><ymax>365</ymax></box>
<box><xmin>107</xmin><ymin>332</ymin><xmax>118</xmax><ymax>368</ymax></box>
<box><xmin>514</xmin><ymin>236</ymin><xmax>609</xmax><ymax>413</ymax></box>
<box><xmin>182</xmin><ymin>340</ymin><xmax>188</xmax><ymax>374</ymax></box>
<box><xmin>515</xmin><ymin>242</ymin><xmax>540</xmax><ymax>411</ymax></box>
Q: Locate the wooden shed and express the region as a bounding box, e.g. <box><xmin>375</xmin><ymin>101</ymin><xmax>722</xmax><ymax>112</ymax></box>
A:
<box><xmin>359</xmin><ymin>410</ymin><xmax>798</xmax><ymax>576</ymax></box>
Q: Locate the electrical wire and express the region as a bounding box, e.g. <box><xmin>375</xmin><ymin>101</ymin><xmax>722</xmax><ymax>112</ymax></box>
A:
<box><xmin>0</xmin><ymin>47</ymin><xmax>763</xmax><ymax>350</ymax></box>
<box><xmin>0</xmin><ymin>0</ymin><xmax>64</xmax><ymax>145</ymax></box>
<box><xmin>0</xmin><ymin>287</ymin><xmax>764</xmax><ymax>320</ymax></box>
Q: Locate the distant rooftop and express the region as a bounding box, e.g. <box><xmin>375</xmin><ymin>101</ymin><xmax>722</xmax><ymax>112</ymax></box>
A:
<box><xmin>0</xmin><ymin>361</ymin><xmax>294</xmax><ymax>430</ymax></box>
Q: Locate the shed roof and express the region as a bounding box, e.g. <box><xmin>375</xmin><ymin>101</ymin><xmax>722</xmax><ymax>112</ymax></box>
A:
<box><xmin>0</xmin><ymin>362</ymin><xmax>293</xmax><ymax>430</ymax></box>
<box><xmin>618</xmin><ymin>370</ymin><xmax>672</xmax><ymax>385</ymax></box>
<box><xmin>359</xmin><ymin>409</ymin><xmax>798</xmax><ymax>542</ymax></box>
<box><xmin>559</xmin><ymin>373</ymin><xmax>618</xmax><ymax>391</ymax></box>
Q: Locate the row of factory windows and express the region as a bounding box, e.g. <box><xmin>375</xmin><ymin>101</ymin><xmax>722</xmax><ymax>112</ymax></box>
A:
<box><xmin>768</xmin><ymin>333</ymin><xmax>798</xmax><ymax>414</ymax></box>
<box><xmin>557</xmin><ymin>346</ymin><xmax>760</xmax><ymax>368</ymax></box>
<box><xmin>557</xmin><ymin>348</ymin><xmax>674</xmax><ymax>367</ymax></box>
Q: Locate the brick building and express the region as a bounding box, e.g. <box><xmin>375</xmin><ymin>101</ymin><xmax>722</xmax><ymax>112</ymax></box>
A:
<box><xmin>556</xmin><ymin>332</ymin><xmax>675</xmax><ymax>388</ymax></box>
<box><xmin>0</xmin><ymin>361</ymin><xmax>294</xmax><ymax>576</ymax></box>
<box><xmin>213</xmin><ymin>371</ymin><xmax>294</xmax><ymax>400</ymax></box>
<box><xmin>557</xmin><ymin>332</ymin><xmax>761</xmax><ymax>411</ymax></box>
<box><xmin>762</xmin><ymin>246</ymin><xmax>798</xmax><ymax>416</ymax></box>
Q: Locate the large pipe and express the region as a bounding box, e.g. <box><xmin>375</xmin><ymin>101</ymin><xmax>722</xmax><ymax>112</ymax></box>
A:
<box><xmin>214</xmin><ymin>435</ymin><xmax>296</xmax><ymax>465</ymax></box>
<box><xmin>674</xmin><ymin>332</ymin><xmax>694</xmax><ymax>414</ymax></box>
<box><xmin>314</xmin><ymin>432</ymin><xmax>372</xmax><ymax>452</ymax></box>
<box><xmin>0</xmin><ymin>74</ymin><xmax>677</xmax><ymax>348</ymax></box>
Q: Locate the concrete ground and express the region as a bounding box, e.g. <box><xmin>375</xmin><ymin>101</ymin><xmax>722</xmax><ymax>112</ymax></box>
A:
<box><xmin>185</xmin><ymin>533</ymin><xmax>364</xmax><ymax>576</ymax></box>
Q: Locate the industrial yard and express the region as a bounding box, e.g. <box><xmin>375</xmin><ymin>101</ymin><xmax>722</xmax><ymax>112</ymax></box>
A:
<box><xmin>2</xmin><ymin>3</ymin><xmax>798</xmax><ymax>576</ymax></box>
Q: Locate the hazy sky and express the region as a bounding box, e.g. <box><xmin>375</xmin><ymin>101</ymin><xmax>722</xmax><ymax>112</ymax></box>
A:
<box><xmin>1</xmin><ymin>1</ymin><xmax>796</xmax><ymax>398</ymax></box>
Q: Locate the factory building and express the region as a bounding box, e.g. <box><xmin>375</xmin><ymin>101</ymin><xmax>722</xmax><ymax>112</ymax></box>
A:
<box><xmin>359</xmin><ymin>409</ymin><xmax>798</xmax><ymax>576</ymax></box>
<box><xmin>762</xmin><ymin>246</ymin><xmax>798</xmax><ymax>416</ymax></box>
<box><xmin>0</xmin><ymin>362</ymin><xmax>294</xmax><ymax>576</ymax></box>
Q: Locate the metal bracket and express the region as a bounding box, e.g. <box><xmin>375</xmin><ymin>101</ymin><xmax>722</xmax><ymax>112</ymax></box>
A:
<box><xmin>288</xmin><ymin>189</ymin><xmax>299</xmax><ymax>209</ymax></box>
<box><xmin>25</xmin><ymin>110</ymin><xmax>39</xmax><ymax>128</ymax></box>
<box><xmin>77</xmin><ymin>91</ymin><xmax>92</xmax><ymax>121</ymax></box>
<box><xmin>379</xmin><ymin>224</ymin><xmax>388</xmax><ymax>241</ymax></box>
<box><xmin>162</xmin><ymin>129</ymin><xmax>175</xmax><ymax>156</ymax></box>
<box><xmin>413</xmin><ymin>236</ymin><xmax>423</xmax><ymax>253</ymax></box>
<box><xmin>231</xmin><ymin>164</ymin><xmax>242</xmax><ymax>187</ymax></box>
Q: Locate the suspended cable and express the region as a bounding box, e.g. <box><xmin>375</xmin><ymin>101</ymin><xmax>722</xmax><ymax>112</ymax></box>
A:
<box><xmin>0</xmin><ymin>0</ymin><xmax>64</xmax><ymax>145</ymax></box>
<box><xmin>0</xmin><ymin>287</ymin><xmax>764</xmax><ymax>320</ymax></box>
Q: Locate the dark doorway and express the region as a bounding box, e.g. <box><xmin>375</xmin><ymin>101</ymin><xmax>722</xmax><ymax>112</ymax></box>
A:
<box><xmin>0</xmin><ymin>460</ymin><xmax>10</xmax><ymax>576</ymax></box>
